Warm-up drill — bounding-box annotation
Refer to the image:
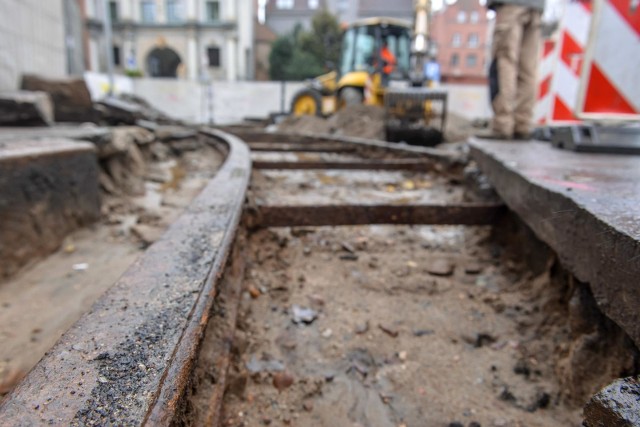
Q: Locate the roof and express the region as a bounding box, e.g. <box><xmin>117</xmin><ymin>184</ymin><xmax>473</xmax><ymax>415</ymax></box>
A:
<box><xmin>349</xmin><ymin>17</ymin><xmax>412</xmax><ymax>29</ymax></box>
<box><xmin>255</xmin><ymin>19</ymin><xmax>278</xmax><ymax>42</ymax></box>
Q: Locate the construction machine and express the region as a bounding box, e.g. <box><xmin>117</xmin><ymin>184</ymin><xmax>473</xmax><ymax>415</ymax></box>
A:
<box><xmin>290</xmin><ymin>0</ymin><xmax>447</xmax><ymax>145</ymax></box>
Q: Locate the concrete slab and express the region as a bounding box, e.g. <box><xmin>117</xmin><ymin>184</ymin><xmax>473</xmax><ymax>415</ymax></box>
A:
<box><xmin>0</xmin><ymin>138</ymin><xmax>100</xmax><ymax>279</ymax></box>
<box><xmin>470</xmin><ymin>139</ymin><xmax>640</xmax><ymax>347</ymax></box>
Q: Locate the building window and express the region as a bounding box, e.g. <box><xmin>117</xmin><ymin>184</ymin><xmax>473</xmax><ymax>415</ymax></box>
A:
<box><xmin>470</xmin><ymin>11</ymin><xmax>479</xmax><ymax>23</ymax></box>
<box><xmin>166</xmin><ymin>0</ymin><xmax>184</xmax><ymax>22</ymax></box>
<box><xmin>276</xmin><ymin>0</ymin><xmax>294</xmax><ymax>9</ymax></box>
<box><xmin>207</xmin><ymin>46</ymin><xmax>221</xmax><ymax>67</ymax></box>
<box><xmin>452</xmin><ymin>33</ymin><xmax>461</xmax><ymax>47</ymax></box>
<box><xmin>109</xmin><ymin>1</ymin><xmax>119</xmax><ymax>22</ymax></box>
<box><xmin>451</xmin><ymin>53</ymin><xmax>459</xmax><ymax>66</ymax></box>
<box><xmin>308</xmin><ymin>0</ymin><xmax>319</xmax><ymax>8</ymax></box>
<box><xmin>337</xmin><ymin>0</ymin><xmax>348</xmax><ymax>11</ymax></box>
<box><xmin>141</xmin><ymin>0</ymin><xmax>156</xmax><ymax>22</ymax></box>
<box><xmin>466</xmin><ymin>53</ymin><xmax>477</xmax><ymax>67</ymax></box>
<box><xmin>206</xmin><ymin>0</ymin><xmax>220</xmax><ymax>21</ymax></box>
<box><xmin>113</xmin><ymin>45</ymin><xmax>121</xmax><ymax>66</ymax></box>
<box><xmin>457</xmin><ymin>11</ymin><xmax>467</xmax><ymax>23</ymax></box>
<box><xmin>468</xmin><ymin>33</ymin><xmax>479</xmax><ymax>48</ymax></box>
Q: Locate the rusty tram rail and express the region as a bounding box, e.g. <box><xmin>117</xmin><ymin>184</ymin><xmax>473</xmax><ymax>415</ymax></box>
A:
<box><xmin>0</xmin><ymin>129</ymin><xmax>633</xmax><ymax>425</ymax></box>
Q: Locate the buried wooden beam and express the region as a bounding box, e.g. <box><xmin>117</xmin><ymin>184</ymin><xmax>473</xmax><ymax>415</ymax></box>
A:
<box><xmin>252</xmin><ymin>159</ymin><xmax>435</xmax><ymax>171</ymax></box>
<box><xmin>248</xmin><ymin>203</ymin><xmax>505</xmax><ymax>228</ymax></box>
<box><xmin>248</xmin><ymin>143</ymin><xmax>357</xmax><ymax>153</ymax></box>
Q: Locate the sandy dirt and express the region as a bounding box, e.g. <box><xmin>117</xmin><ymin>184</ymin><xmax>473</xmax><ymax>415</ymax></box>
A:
<box><xmin>276</xmin><ymin>106</ymin><xmax>481</xmax><ymax>144</ymax></box>
<box><xmin>218</xmin><ymin>224</ymin><xmax>582</xmax><ymax>427</ymax></box>
<box><xmin>0</xmin><ymin>140</ymin><xmax>223</xmax><ymax>396</ymax></box>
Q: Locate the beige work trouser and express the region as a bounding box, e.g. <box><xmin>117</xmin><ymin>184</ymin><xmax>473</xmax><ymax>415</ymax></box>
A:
<box><xmin>490</xmin><ymin>5</ymin><xmax>542</xmax><ymax>137</ymax></box>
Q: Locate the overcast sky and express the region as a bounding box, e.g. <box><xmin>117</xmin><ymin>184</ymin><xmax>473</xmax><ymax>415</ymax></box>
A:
<box><xmin>257</xmin><ymin>0</ymin><xmax>563</xmax><ymax>24</ymax></box>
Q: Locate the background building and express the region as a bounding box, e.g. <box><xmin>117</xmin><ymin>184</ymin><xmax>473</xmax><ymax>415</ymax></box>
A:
<box><xmin>0</xmin><ymin>0</ymin><xmax>82</xmax><ymax>90</ymax></box>
<box><xmin>264</xmin><ymin>0</ymin><xmax>329</xmax><ymax>35</ymax></box>
<box><xmin>85</xmin><ymin>0</ymin><xmax>254</xmax><ymax>81</ymax></box>
<box><xmin>431</xmin><ymin>0</ymin><xmax>492</xmax><ymax>84</ymax></box>
<box><xmin>266</xmin><ymin>0</ymin><xmax>414</xmax><ymax>35</ymax></box>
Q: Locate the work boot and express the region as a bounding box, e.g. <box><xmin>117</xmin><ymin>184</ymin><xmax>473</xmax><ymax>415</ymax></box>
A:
<box><xmin>513</xmin><ymin>132</ymin><xmax>532</xmax><ymax>141</ymax></box>
<box><xmin>475</xmin><ymin>131</ymin><xmax>512</xmax><ymax>140</ymax></box>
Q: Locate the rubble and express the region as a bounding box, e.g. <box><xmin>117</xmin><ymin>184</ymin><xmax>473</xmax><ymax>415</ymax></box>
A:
<box><xmin>21</xmin><ymin>74</ymin><xmax>98</xmax><ymax>123</ymax></box>
<box><xmin>583</xmin><ymin>376</ymin><xmax>640</xmax><ymax>426</ymax></box>
<box><xmin>97</xmin><ymin>94</ymin><xmax>176</xmax><ymax>125</ymax></box>
<box><xmin>0</xmin><ymin>91</ymin><xmax>54</xmax><ymax>126</ymax></box>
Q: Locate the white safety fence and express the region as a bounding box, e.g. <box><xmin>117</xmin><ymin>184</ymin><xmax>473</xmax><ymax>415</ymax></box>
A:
<box><xmin>84</xmin><ymin>72</ymin><xmax>491</xmax><ymax>124</ymax></box>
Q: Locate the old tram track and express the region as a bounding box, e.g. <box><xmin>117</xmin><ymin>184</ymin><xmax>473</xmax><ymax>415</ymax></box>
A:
<box><xmin>0</xmin><ymin>129</ymin><xmax>636</xmax><ymax>425</ymax></box>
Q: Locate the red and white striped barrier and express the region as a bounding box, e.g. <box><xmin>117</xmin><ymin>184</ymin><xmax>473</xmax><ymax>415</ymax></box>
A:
<box><xmin>535</xmin><ymin>39</ymin><xmax>558</xmax><ymax>124</ymax></box>
<box><xmin>578</xmin><ymin>0</ymin><xmax>640</xmax><ymax>119</ymax></box>
<box><xmin>535</xmin><ymin>0</ymin><xmax>639</xmax><ymax>123</ymax></box>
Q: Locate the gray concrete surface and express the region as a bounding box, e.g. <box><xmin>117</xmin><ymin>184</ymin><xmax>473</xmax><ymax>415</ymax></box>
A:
<box><xmin>0</xmin><ymin>138</ymin><xmax>100</xmax><ymax>279</ymax></box>
<box><xmin>470</xmin><ymin>139</ymin><xmax>640</xmax><ymax>348</ymax></box>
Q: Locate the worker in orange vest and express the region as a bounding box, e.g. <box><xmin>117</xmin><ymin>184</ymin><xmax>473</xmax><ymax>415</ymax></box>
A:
<box><xmin>380</xmin><ymin>40</ymin><xmax>396</xmax><ymax>86</ymax></box>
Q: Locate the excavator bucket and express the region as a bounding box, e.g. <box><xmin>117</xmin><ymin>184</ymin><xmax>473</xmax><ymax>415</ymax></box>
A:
<box><xmin>384</xmin><ymin>88</ymin><xmax>448</xmax><ymax>146</ymax></box>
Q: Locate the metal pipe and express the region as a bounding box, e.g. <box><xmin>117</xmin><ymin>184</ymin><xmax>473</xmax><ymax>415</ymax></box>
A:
<box><xmin>102</xmin><ymin>0</ymin><xmax>115</xmax><ymax>96</ymax></box>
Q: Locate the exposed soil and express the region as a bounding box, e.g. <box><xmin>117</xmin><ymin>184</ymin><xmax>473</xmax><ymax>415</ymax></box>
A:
<box><xmin>276</xmin><ymin>106</ymin><xmax>480</xmax><ymax>144</ymax></box>
<box><xmin>216</xmin><ymin>224</ymin><xmax>584</xmax><ymax>426</ymax></box>
<box><xmin>0</xmin><ymin>135</ymin><xmax>224</xmax><ymax>397</ymax></box>
<box><xmin>277</xmin><ymin>106</ymin><xmax>385</xmax><ymax>141</ymax></box>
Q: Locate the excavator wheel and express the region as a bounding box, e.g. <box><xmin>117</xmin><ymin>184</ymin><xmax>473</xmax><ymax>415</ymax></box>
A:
<box><xmin>291</xmin><ymin>89</ymin><xmax>323</xmax><ymax>117</ymax></box>
<box><xmin>340</xmin><ymin>87</ymin><xmax>363</xmax><ymax>106</ymax></box>
<box><xmin>385</xmin><ymin>125</ymin><xmax>443</xmax><ymax>147</ymax></box>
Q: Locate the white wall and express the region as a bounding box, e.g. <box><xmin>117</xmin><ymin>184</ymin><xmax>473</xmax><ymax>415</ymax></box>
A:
<box><xmin>442</xmin><ymin>83</ymin><xmax>492</xmax><ymax>120</ymax></box>
<box><xmin>132</xmin><ymin>78</ymin><xmax>305</xmax><ymax>123</ymax></box>
<box><xmin>84</xmin><ymin>73</ymin><xmax>491</xmax><ymax>124</ymax></box>
<box><xmin>0</xmin><ymin>0</ymin><xmax>67</xmax><ymax>90</ymax></box>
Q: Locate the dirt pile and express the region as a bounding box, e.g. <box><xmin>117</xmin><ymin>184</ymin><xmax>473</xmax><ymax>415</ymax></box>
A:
<box><xmin>328</xmin><ymin>104</ymin><xmax>386</xmax><ymax>140</ymax></box>
<box><xmin>278</xmin><ymin>106</ymin><xmax>485</xmax><ymax>143</ymax></box>
<box><xmin>277</xmin><ymin>114</ymin><xmax>332</xmax><ymax>135</ymax></box>
<box><xmin>278</xmin><ymin>105</ymin><xmax>386</xmax><ymax>140</ymax></box>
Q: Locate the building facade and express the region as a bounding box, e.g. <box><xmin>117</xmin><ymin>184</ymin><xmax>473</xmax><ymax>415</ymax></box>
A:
<box><xmin>0</xmin><ymin>0</ymin><xmax>70</xmax><ymax>90</ymax></box>
<box><xmin>85</xmin><ymin>0</ymin><xmax>254</xmax><ymax>81</ymax></box>
<box><xmin>264</xmin><ymin>0</ymin><xmax>329</xmax><ymax>35</ymax></box>
<box><xmin>266</xmin><ymin>0</ymin><xmax>414</xmax><ymax>35</ymax></box>
<box><xmin>431</xmin><ymin>0</ymin><xmax>492</xmax><ymax>84</ymax></box>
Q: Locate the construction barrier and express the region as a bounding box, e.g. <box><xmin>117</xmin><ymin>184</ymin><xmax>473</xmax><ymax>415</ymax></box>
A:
<box><xmin>536</xmin><ymin>0</ymin><xmax>639</xmax><ymax>123</ymax></box>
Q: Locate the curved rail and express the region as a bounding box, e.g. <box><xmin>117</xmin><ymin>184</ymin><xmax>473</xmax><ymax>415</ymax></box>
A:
<box><xmin>0</xmin><ymin>129</ymin><xmax>251</xmax><ymax>426</ymax></box>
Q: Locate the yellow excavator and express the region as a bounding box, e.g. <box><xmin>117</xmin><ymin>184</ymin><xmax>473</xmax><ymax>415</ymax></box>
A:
<box><xmin>290</xmin><ymin>0</ymin><xmax>447</xmax><ymax>145</ymax></box>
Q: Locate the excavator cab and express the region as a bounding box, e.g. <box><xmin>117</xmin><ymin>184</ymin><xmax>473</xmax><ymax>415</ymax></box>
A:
<box><xmin>291</xmin><ymin>19</ymin><xmax>413</xmax><ymax>116</ymax></box>
<box><xmin>290</xmin><ymin>16</ymin><xmax>447</xmax><ymax>146</ymax></box>
<box><xmin>337</xmin><ymin>20</ymin><xmax>412</xmax><ymax>98</ymax></box>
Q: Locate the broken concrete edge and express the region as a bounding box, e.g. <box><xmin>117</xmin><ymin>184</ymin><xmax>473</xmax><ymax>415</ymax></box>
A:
<box><xmin>0</xmin><ymin>129</ymin><xmax>251</xmax><ymax>426</ymax></box>
<box><xmin>0</xmin><ymin>138</ymin><xmax>96</xmax><ymax>161</ymax></box>
<box><xmin>583</xmin><ymin>376</ymin><xmax>640</xmax><ymax>426</ymax></box>
<box><xmin>469</xmin><ymin>141</ymin><xmax>640</xmax><ymax>350</ymax></box>
<box><xmin>0</xmin><ymin>139</ymin><xmax>100</xmax><ymax>281</ymax></box>
<box><xmin>0</xmin><ymin>91</ymin><xmax>54</xmax><ymax>126</ymax></box>
<box><xmin>220</xmin><ymin>129</ymin><xmax>464</xmax><ymax>166</ymax></box>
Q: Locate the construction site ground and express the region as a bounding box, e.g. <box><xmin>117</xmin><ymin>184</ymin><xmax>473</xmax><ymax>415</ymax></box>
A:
<box><xmin>0</xmin><ymin>115</ymin><xmax>638</xmax><ymax>427</ymax></box>
<box><xmin>219</xmin><ymin>224</ymin><xmax>581</xmax><ymax>427</ymax></box>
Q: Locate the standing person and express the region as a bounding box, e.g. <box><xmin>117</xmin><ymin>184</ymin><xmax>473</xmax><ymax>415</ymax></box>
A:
<box><xmin>487</xmin><ymin>0</ymin><xmax>544</xmax><ymax>139</ymax></box>
<box><xmin>380</xmin><ymin>40</ymin><xmax>397</xmax><ymax>86</ymax></box>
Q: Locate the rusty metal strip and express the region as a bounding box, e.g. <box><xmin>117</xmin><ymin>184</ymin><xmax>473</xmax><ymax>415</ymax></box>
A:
<box><xmin>0</xmin><ymin>129</ymin><xmax>251</xmax><ymax>426</ymax></box>
<box><xmin>249</xmin><ymin>143</ymin><xmax>357</xmax><ymax>153</ymax></box>
<box><xmin>250</xmin><ymin>203</ymin><xmax>504</xmax><ymax>228</ymax></box>
<box><xmin>252</xmin><ymin>159</ymin><xmax>434</xmax><ymax>171</ymax></box>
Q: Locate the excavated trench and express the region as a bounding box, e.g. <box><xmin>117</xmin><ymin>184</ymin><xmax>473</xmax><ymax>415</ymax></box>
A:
<box><xmin>182</xmin><ymin>132</ymin><xmax>639</xmax><ymax>427</ymax></box>
<box><xmin>0</xmin><ymin>130</ymin><xmax>637</xmax><ymax>426</ymax></box>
